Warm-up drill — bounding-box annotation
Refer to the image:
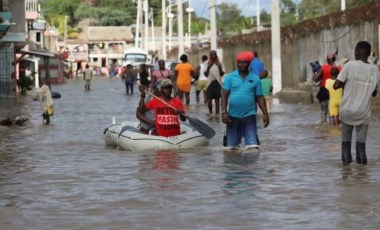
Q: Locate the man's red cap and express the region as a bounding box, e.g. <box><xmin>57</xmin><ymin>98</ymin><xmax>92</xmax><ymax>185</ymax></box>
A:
<box><xmin>236</xmin><ymin>51</ymin><xmax>254</xmax><ymax>62</ymax></box>
<box><xmin>327</xmin><ymin>52</ymin><xmax>335</xmax><ymax>59</ymax></box>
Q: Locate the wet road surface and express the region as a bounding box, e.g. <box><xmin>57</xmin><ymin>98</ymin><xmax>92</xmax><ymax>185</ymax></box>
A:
<box><xmin>1</xmin><ymin>77</ymin><xmax>380</xmax><ymax>229</ymax></box>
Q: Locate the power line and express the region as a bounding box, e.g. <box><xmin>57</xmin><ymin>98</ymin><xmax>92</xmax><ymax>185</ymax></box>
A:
<box><xmin>240</xmin><ymin>0</ymin><xmax>252</xmax><ymax>17</ymax></box>
<box><xmin>314</xmin><ymin>0</ymin><xmax>376</xmax><ymax>43</ymax></box>
<box><xmin>199</xmin><ymin>0</ymin><xmax>208</xmax><ymax>18</ymax></box>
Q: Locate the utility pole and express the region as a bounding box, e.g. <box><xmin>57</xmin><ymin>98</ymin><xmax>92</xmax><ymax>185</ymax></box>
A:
<box><xmin>64</xmin><ymin>15</ymin><xmax>68</xmax><ymax>45</ymax></box>
<box><xmin>341</xmin><ymin>0</ymin><xmax>346</xmax><ymax>11</ymax></box>
<box><xmin>186</xmin><ymin>0</ymin><xmax>194</xmax><ymax>48</ymax></box>
<box><xmin>209</xmin><ymin>0</ymin><xmax>217</xmax><ymax>50</ymax></box>
<box><xmin>150</xmin><ymin>7</ymin><xmax>155</xmax><ymax>53</ymax></box>
<box><xmin>168</xmin><ymin>4</ymin><xmax>174</xmax><ymax>51</ymax></box>
<box><xmin>144</xmin><ymin>0</ymin><xmax>149</xmax><ymax>51</ymax></box>
<box><xmin>271</xmin><ymin>0</ymin><xmax>282</xmax><ymax>94</ymax></box>
<box><xmin>177</xmin><ymin>0</ymin><xmax>184</xmax><ymax>56</ymax></box>
<box><xmin>162</xmin><ymin>0</ymin><xmax>167</xmax><ymax>60</ymax></box>
<box><xmin>256</xmin><ymin>0</ymin><xmax>261</xmax><ymax>31</ymax></box>
<box><xmin>135</xmin><ymin>0</ymin><xmax>142</xmax><ymax>48</ymax></box>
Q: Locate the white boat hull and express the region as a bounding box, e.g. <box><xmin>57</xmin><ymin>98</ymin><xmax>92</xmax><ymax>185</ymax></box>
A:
<box><xmin>103</xmin><ymin>121</ymin><xmax>209</xmax><ymax>151</ymax></box>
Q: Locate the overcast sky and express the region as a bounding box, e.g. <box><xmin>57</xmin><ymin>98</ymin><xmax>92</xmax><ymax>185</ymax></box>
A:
<box><xmin>190</xmin><ymin>0</ymin><xmax>272</xmax><ymax>18</ymax></box>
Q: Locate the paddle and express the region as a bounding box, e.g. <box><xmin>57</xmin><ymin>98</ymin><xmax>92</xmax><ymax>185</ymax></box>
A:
<box><xmin>144</xmin><ymin>90</ymin><xmax>216</xmax><ymax>139</ymax></box>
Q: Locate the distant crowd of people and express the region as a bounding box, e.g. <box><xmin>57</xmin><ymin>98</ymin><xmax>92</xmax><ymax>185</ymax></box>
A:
<box><xmin>133</xmin><ymin>50</ymin><xmax>272</xmax><ymax>153</ymax></box>
<box><xmin>55</xmin><ymin>40</ymin><xmax>380</xmax><ymax>167</ymax></box>
<box><xmin>134</xmin><ymin>41</ymin><xmax>380</xmax><ymax>167</ymax></box>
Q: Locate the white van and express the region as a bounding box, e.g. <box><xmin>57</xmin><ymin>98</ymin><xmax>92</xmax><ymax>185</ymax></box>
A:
<box><xmin>122</xmin><ymin>47</ymin><xmax>151</xmax><ymax>68</ymax></box>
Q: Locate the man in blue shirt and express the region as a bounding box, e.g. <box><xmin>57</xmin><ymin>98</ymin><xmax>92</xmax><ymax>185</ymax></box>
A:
<box><xmin>221</xmin><ymin>51</ymin><xmax>270</xmax><ymax>150</ymax></box>
<box><xmin>249</xmin><ymin>51</ymin><xmax>265</xmax><ymax>77</ymax></box>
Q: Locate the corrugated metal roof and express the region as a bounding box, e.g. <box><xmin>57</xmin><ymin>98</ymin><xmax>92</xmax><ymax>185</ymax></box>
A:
<box><xmin>1</xmin><ymin>32</ymin><xmax>26</xmax><ymax>42</ymax></box>
<box><xmin>83</xmin><ymin>26</ymin><xmax>134</xmax><ymax>42</ymax></box>
<box><xmin>21</xmin><ymin>49</ymin><xmax>59</xmax><ymax>58</ymax></box>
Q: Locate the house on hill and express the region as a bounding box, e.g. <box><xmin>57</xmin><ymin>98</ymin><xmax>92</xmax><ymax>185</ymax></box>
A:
<box><xmin>82</xmin><ymin>26</ymin><xmax>134</xmax><ymax>68</ymax></box>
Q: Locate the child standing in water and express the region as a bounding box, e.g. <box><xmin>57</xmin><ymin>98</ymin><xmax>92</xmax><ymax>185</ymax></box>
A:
<box><xmin>325</xmin><ymin>67</ymin><xmax>342</xmax><ymax>127</ymax></box>
<box><xmin>260</xmin><ymin>70</ymin><xmax>273</xmax><ymax>114</ymax></box>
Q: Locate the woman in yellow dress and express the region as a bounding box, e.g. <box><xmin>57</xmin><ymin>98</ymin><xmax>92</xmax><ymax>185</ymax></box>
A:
<box><xmin>325</xmin><ymin>67</ymin><xmax>343</xmax><ymax>127</ymax></box>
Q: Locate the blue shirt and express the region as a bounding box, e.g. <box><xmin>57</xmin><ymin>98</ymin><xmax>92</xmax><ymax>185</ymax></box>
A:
<box><xmin>249</xmin><ymin>58</ymin><xmax>264</xmax><ymax>77</ymax></box>
<box><xmin>223</xmin><ymin>70</ymin><xmax>263</xmax><ymax>118</ymax></box>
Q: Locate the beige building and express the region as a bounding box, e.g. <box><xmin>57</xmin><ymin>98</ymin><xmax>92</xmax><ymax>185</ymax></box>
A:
<box><xmin>76</xmin><ymin>26</ymin><xmax>134</xmax><ymax>68</ymax></box>
<box><xmin>0</xmin><ymin>0</ymin><xmax>62</xmax><ymax>97</ymax></box>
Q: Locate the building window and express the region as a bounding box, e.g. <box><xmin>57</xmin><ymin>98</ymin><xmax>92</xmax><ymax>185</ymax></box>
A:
<box><xmin>36</xmin><ymin>32</ymin><xmax>41</xmax><ymax>42</ymax></box>
<box><xmin>24</xmin><ymin>1</ymin><xmax>38</xmax><ymax>12</ymax></box>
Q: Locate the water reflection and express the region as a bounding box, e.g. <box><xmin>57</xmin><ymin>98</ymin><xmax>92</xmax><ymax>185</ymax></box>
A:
<box><xmin>139</xmin><ymin>150</ymin><xmax>182</xmax><ymax>188</ymax></box>
<box><xmin>0</xmin><ymin>151</ymin><xmax>27</xmax><ymax>208</ymax></box>
<box><xmin>341</xmin><ymin>165</ymin><xmax>369</xmax><ymax>182</ymax></box>
<box><xmin>2</xmin><ymin>78</ymin><xmax>380</xmax><ymax>229</ymax></box>
<box><xmin>153</xmin><ymin>150</ymin><xmax>181</xmax><ymax>170</ymax></box>
<box><xmin>223</xmin><ymin>151</ymin><xmax>259</xmax><ymax>195</ymax></box>
<box><xmin>223</xmin><ymin>151</ymin><xmax>259</xmax><ymax>165</ymax></box>
<box><xmin>153</xmin><ymin>150</ymin><xmax>181</xmax><ymax>188</ymax></box>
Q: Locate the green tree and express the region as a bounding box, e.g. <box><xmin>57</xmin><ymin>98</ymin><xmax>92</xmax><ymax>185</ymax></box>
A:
<box><xmin>41</xmin><ymin>0</ymin><xmax>81</xmax><ymax>21</ymax></box>
<box><xmin>74</xmin><ymin>0</ymin><xmax>137</xmax><ymax>26</ymax></box>
<box><xmin>74</xmin><ymin>6</ymin><xmax>134</xmax><ymax>26</ymax></box>
<box><xmin>191</xmin><ymin>18</ymin><xmax>208</xmax><ymax>35</ymax></box>
<box><xmin>41</xmin><ymin>0</ymin><xmax>376</xmax><ymax>37</ymax></box>
<box><xmin>45</xmin><ymin>15</ymin><xmax>77</xmax><ymax>39</ymax></box>
<box><xmin>216</xmin><ymin>3</ymin><xmax>248</xmax><ymax>35</ymax></box>
<box><xmin>297</xmin><ymin>0</ymin><xmax>374</xmax><ymax>21</ymax></box>
<box><xmin>280</xmin><ymin>0</ymin><xmax>298</xmax><ymax>26</ymax></box>
<box><xmin>149</xmin><ymin>0</ymin><xmax>163</xmax><ymax>26</ymax></box>
<box><xmin>259</xmin><ymin>10</ymin><xmax>271</xmax><ymax>27</ymax></box>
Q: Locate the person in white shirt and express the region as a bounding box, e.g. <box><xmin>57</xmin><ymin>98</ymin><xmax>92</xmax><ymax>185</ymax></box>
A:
<box><xmin>83</xmin><ymin>64</ymin><xmax>93</xmax><ymax>91</ymax></box>
<box><xmin>204</xmin><ymin>50</ymin><xmax>225</xmax><ymax>121</ymax></box>
<box><xmin>195</xmin><ymin>55</ymin><xmax>208</xmax><ymax>104</ymax></box>
<box><xmin>333</xmin><ymin>41</ymin><xmax>380</xmax><ymax>166</ymax></box>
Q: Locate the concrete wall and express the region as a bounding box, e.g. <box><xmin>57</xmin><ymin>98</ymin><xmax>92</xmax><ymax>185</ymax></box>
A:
<box><xmin>9</xmin><ymin>0</ymin><xmax>26</xmax><ymax>34</ymax></box>
<box><xmin>175</xmin><ymin>3</ymin><xmax>380</xmax><ymax>111</ymax></box>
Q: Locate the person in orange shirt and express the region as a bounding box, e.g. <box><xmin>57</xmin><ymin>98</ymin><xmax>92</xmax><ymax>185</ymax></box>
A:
<box><xmin>174</xmin><ymin>54</ymin><xmax>194</xmax><ymax>105</ymax></box>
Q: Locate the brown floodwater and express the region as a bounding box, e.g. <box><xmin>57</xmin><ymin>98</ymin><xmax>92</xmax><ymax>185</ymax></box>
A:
<box><xmin>1</xmin><ymin>77</ymin><xmax>380</xmax><ymax>229</ymax></box>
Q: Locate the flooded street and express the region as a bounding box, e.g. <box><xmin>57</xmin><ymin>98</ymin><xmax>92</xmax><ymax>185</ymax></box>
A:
<box><xmin>1</xmin><ymin>77</ymin><xmax>380</xmax><ymax>229</ymax></box>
